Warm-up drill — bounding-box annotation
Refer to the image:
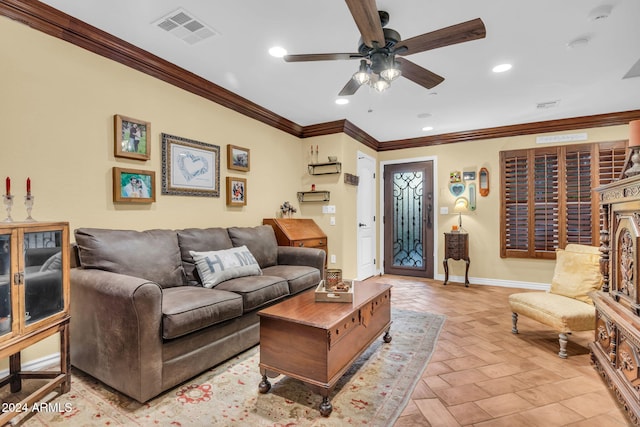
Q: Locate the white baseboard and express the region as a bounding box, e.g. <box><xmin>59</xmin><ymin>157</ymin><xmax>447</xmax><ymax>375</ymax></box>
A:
<box><xmin>0</xmin><ymin>352</ymin><xmax>60</xmax><ymax>378</ymax></box>
<box><xmin>433</xmin><ymin>273</ymin><xmax>550</xmax><ymax>291</ymax></box>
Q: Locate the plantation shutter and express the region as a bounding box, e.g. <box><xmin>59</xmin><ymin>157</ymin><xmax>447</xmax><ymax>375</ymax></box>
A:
<box><xmin>500</xmin><ymin>140</ymin><xmax>628</xmax><ymax>259</ymax></box>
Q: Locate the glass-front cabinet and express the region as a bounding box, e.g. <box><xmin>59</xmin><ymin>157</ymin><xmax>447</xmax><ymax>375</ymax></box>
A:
<box><xmin>0</xmin><ymin>222</ymin><xmax>68</xmax><ymax>342</ymax></box>
<box><xmin>0</xmin><ymin>221</ymin><xmax>70</xmax><ymax>426</ymax></box>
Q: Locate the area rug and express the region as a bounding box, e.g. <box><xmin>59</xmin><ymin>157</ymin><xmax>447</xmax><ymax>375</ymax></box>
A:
<box><xmin>11</xmin><ymin>308</ymin><xmax>445</xmax><ymax>427</ymax></box>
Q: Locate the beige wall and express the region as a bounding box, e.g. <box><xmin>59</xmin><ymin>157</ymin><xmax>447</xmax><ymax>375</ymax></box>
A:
<box><xmin>378</xmin><ymin>125</ymin><xmax>629</xmax><ymax>285</ymax></box>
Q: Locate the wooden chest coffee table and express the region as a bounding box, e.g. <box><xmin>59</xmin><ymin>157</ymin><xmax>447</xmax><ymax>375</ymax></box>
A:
<box><xmin>257</xmin><ymin>281</ymin><xmax>392</xmax><ymax>416</ymax></box>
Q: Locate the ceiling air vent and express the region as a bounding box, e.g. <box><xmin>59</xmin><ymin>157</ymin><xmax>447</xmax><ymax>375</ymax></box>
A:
<box><xmin>153</xmin><ymin>8</ymin><xmax>218</xmax><ymax>45</ymax></box>
<box><xmin>536</xmin><ymin>100</ymin><xmax>560</xmax><ymax>110</ymax></box>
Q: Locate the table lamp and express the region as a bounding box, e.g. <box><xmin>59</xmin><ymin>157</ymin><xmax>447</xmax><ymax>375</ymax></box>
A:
<box><xmin>454</xmin><ymin>196</ymin><xmax>469</xmax><ymax>232</ymax></box>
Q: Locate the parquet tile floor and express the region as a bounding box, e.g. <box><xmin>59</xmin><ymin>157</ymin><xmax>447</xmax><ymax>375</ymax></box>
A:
<box><xmin>364</xmin><ymin>275</ymin><xmax>632</xmax><ymax>427</ymax></box>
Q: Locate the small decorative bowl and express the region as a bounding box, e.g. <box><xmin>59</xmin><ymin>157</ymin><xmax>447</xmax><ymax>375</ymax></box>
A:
<box><xmin>328</xmin><ymin>156</ymin><xmax>337</xmax><ymax>162</ymax></box>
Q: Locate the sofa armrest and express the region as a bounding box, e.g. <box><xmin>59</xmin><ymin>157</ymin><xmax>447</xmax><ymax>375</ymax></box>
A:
<box><xmin>70</xmin><ymin>268</ymin><xmax>164</xmax><ymax>402</ymax></box>
<box><xmin>277</xmin><ymin>246</ymin><xmax>326</xmax><ymax>277</ymax></box>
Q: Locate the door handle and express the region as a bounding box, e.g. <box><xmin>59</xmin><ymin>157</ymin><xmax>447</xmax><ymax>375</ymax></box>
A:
<box><xmin>359</xmin><ymin>223</ymin><xmax>367</xmax><ymax>227</ymax></box>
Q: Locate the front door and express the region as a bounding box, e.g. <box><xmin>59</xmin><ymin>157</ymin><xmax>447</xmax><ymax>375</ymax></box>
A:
<box><xmin>383</xmin><ymin>161</ymin><xmax>434</xmax><ymax>277</ymax></box>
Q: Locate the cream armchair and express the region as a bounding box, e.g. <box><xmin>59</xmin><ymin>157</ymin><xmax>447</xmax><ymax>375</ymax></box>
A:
<box><xmin>509</xmin><ymin>244</ymin><xmax>603</xmax><ymax>358</ymax></box>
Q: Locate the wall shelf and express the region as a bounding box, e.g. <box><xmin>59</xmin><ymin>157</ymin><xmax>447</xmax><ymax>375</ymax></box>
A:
<box><xmin>297</xmin><ymin>191</ymin><xmax>330</xmax><ymax>202</ymax></box>
<box><xmin>308</xmin><ymin>162</ymin><xmax>341</xmax><ymax>175</ymax></box>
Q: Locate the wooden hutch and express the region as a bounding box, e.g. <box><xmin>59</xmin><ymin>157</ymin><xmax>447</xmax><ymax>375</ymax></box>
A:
<box><xmin>263</xmin><ymin>218</ymin><xmax>327</xmax><ymax>266</ymax></box>
<box><xmin>593</xmin><ymin>172</ymin><xmax>640</xmax><ymax>424</ymax></box>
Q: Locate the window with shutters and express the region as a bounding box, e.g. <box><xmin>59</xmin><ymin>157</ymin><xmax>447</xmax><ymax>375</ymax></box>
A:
<box><xmin>500</xmin><ymin>140</ymin><xmax>627</xmax><ymax>259</ymax></box>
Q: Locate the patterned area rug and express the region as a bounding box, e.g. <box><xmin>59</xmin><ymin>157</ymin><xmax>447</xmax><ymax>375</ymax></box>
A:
<box><xmin>10</xmin><ymin>308</ymin><xmax>445</xmax><ymax>427</ymax></box>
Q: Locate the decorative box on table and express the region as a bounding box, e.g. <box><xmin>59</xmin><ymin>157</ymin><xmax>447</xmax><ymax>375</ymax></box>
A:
<box><xmin>315</xmin><ymin>280</ymin><xmax>354</xmax><ymax>303</ymax></box>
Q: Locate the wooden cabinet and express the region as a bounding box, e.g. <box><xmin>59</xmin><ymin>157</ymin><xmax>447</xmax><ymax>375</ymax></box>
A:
<box><xmin>592</xmin><ymin>174</ymin><xmax>640</xmax><ymax>424</ymax></box>
<box><xmin>263</xmin><ymin>218</ymin><xmax>327</xmax><ymax>265</ymax></box>
<box><xmin>443</xmin><ymin>232</ymin><xmax>470</xmax><ymax>287</ymax></box>
<box><xmin>0</xmin><ymin>221</ymin><xmax>70</xmax><ymax>425</ymax></box>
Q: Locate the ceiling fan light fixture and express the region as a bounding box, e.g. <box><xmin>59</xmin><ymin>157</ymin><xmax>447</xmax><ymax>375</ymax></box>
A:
<box><xmin>352</xmin><ymin>59</ymin><xmax>371</xmax><ymax>85</ymax></box>
<box><xmin>380</xmin><ymin>60</ymin><xmax>401</xmax><ymax>81</ymax></box>
<box><xmin>372</xmin><ymin>78</ymin><xmax>390</xmax><ymax>92</ymax></box>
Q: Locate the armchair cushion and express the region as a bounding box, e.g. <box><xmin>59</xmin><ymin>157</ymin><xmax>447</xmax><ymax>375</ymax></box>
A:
<box><xmin>509</xmin><ymin>292</ymin><xmax>596</xmax><ymax>333</ymax></box>
<box><xmin>550</xmin><ymin>244</ymin><xmax>602</xmax><ymax>304</ymax></box>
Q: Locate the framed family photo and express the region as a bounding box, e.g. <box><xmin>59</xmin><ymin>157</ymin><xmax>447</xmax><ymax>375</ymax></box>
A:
<box><xmin>226</xmin><ymin>177</ymin><xmax>247</xmax><ymax>206</ymax></box>
<box><xmin>161</xmin><ymin>133</ymin><xmax>220</xmax><ymax>197</ymax></box>
<box><xmin>113</xmin><ymin>167</ymin><xmax>155</xmax><ymax>203</ymax></box>
<box><xmin>114</xmin><ymin>114</ymin><xmax>151</xmax><ymax>160</ymax></box>
<box><xmin>227</xmin><ymin>144</ymin><xmax>250</xmax><ymax>172</ymax></box>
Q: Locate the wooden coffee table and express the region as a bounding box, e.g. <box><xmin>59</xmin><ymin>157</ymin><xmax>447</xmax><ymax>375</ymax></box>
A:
<box><xmin>257</xmin><ymin>281</ymin><xmax>392</xmax><ymax>416</ymax></box>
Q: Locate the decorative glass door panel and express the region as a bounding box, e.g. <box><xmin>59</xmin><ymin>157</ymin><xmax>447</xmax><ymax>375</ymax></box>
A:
<box><xmin>0</xmin><ymin>232</ymin><xmax>11</xmax><ymax>336</ymax></box>
<box><xmin>384</xmin><ymin>161</ymin><xmax>434</xmax><ymax>277</ymax></box>
<box><xmin>23</xmin><ymin>230</ymin><xmax>64</xmax><ymax>326</ymax></box>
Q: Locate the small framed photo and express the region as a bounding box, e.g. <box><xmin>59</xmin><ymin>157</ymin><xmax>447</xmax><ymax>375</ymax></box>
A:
<box><xmin>113</xmin><ymin>167</ymin><xmax>155</xmax><ymax>203</ymax></box>
<box><xmin>114</xmin><ymin>115</ymin><xmax>151</xmax><ymax>160</ymax></box>
<box><xmin>161</xmin><ymin>133</ymin><xmax>220</xmax><ymax>197</ymax></box>
<box><xmin>226</xmin><ymin>177</ymin><xmax>247</xmax><ymax>206</ymax></box>
<box><xmin>227</xmin><ymin>144</ymin><xmax>250</xmax><ymax>172</ymax></box>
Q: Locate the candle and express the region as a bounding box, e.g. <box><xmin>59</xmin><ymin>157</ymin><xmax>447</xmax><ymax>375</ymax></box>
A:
<box><xmin>5</xmin><ymin>177</ymin><xmax>9</xmax><ymax>196</ymax></box>
<box><xmin>27</xmin><ymin>177</ymin><xmax>31</xmax><ymax>196</ymax></box>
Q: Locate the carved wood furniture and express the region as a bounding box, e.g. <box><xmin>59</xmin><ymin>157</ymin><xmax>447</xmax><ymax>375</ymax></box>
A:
<box><xmin>263</xmin><ymin>218</ymin><xmax>327</xmax><ymax>266</ymax></box>
<box><xmin>592</xmin><ymin>174</ymin><xmax>640</xmax><ymax>425</ymax></box>
<box><xmin>0</xmin><ymin>221</ymin><xmax>70</xmax><ymax>426</ymax></box>
<box><xmin>257</xmin><ymin>282</ymin><xmax>392</xmax><ymax>417</ymax></box>
<box><xmin>443</xmin><ymin>232</ymin><xmax>470</xmax><ymax>286</ymax></box>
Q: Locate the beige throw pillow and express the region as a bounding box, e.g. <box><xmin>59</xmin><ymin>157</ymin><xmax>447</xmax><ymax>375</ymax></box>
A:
<box><xmin>190</xmin><ymin>245</ymin><xmax>262</xmax><ymax>288</ymax></box>
<box><xmin>550</xmin><ymin>245</ymin><xmax>602</xmax><ymax>304</ymax></box>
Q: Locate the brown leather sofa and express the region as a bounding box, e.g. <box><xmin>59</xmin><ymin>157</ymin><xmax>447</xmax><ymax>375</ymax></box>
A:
<box><xmin>70</xmin><ymin>225</ymin><xmax>325</xmax><ymax>402</ymax></box>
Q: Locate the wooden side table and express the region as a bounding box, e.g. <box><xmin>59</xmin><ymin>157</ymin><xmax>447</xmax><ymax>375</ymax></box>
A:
<box><xmin>443</xmin><ymin>232</ymin><xmax>470</xmax><ymax>287</ymax></box>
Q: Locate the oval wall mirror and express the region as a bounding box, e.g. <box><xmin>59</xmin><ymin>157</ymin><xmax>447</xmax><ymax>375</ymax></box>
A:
<box><xmin>479</xmin><ymin>167</ymin><xmax>489</xmax><ymax>197</ymax></box>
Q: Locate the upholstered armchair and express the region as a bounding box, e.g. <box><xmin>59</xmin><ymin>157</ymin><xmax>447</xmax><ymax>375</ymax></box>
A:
<box><xmin>509</xmin><ymin>244</ymin><xmax>603</xmax><ymax>358</ymax></box>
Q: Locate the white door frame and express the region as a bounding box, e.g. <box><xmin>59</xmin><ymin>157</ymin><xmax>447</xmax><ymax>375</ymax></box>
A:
<box><xmin>379</xmin><ymin>155</ymin><xmax>439</xmax><ymax>276</ymax></box>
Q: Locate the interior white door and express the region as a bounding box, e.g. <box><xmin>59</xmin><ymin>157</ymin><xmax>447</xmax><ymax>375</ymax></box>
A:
<box><xmin>357</xmin><ymin>152</ymin><xmax>376</xmax><ymax>280</ymax></box>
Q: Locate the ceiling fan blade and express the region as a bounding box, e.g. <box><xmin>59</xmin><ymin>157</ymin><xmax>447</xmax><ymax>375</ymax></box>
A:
<box><xmin>283</xmin><ymin>53</ymin><xmax>362</xmax><ymax>62</ymax></box>
<box><xmin>396</xmin><ymin>58</ymin><xmax>444</xmax><ymax>90</ymax></box>
<box><xmin>396</xmin><ymin>18</ymin><xmax>486</xmax><ymax>56</ymax></box>
<box><xmin>345</xmin><ymin>0</ymin><xmax>385</xmax><ymax>48</ymax></box>
<box><xmin>338</xmin><ymin>78</ymin><xmax>361</xmax><ymax>96</ymax></box>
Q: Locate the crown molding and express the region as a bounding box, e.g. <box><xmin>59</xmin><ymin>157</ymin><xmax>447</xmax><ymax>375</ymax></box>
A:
<box><xmin>2</xmin><ymin>0</ymin><xmax>638</xmax><ymax>152</ymax></box>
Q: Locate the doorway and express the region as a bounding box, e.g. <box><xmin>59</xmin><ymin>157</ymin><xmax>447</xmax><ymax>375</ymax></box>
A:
<box><xmin>356</xmin><ymin>152</ymin><xmax>376</xmax><ymax>280</ymax></box>
<box><xmin>383</xmin><ymin>161</ymin><xmax>434</xmax><ymax>278</ymax></box>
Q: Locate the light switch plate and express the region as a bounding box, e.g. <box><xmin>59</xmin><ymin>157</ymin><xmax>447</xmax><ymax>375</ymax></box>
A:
<box><xmin>440</xmin><ymin>207</ymin><xmax>449</xmax><ymax>215</ymax></box>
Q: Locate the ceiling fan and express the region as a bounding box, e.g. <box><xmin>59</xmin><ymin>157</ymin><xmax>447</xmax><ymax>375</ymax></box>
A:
<box><xmin>283</xmin><ymin>0</ymin><xmax>486</xmax><ymax>96</ymax></box>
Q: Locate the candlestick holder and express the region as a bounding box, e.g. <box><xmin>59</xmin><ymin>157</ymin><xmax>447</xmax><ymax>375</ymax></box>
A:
<box><xmin>3</xmin><ymin>195</ymin><xmax>14</xmax><ymax>222</ymax></box>
<box><xmin>24</xmin><ymin>194</ymin><xmax>35</xmax><ymax>222</ymax></box>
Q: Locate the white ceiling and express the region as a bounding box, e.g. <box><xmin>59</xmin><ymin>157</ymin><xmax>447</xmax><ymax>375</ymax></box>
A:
<box><xmin>40</xmin><ymin>0</ymin><xmax>640</xmax><ymax>142</ymax></box>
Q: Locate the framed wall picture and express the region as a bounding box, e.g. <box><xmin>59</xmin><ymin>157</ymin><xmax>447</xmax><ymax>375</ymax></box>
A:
<box><xmin>114</xmin><ymin>114</ymin><xmax>151</xmax><ymax>160</ymax></box>
<box><xmin>113</xmin><ymin>167</ymin><xmax>155</xmax><ymax>203</ymax></box>
<box><xmin>227</xmin><ymin>144</ymin><xmax>250</xmax><ymax>172</ymax></box>
<box><xmin>226</xmin><ymin>177</ymin><xmax>247</xmax><ymax>206</ymax></box>
<box><xmin>161</xmin><ymin>133</ymin><xmax>220</xmax><ymax>197</ymax></box>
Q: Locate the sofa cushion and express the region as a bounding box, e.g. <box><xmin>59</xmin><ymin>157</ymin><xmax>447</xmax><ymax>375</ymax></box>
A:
<box><xmin>161</xmin><ymin>287</ymin><xmax>243</xmax><ymax>339</ymax></box>
<box><xmin>215</xmin><ymin>275</ymin><xmax>289</xmax><ymax>313</ymax></box>
<box><xmin>262</xmin><ymin>264</ymin><xmax>320</xmax><ymax>295</ymax></box>
<box><xmin>190</xmin><ymin>246</ymin><xmax>262</xmax><ymax>288</ymax></box>
<box><xmin>227</xmin><ymin>225</ymin><xmax>278</xmax><ymax>268</ymax></box>
<box><xmin>550</xmin><ymin>244</ymin><xmax>602</xmax><ymax>304</ymax></box>
<box><xmin>177</xmin><ymin>228</ymin><xmax>234</xmax><ymax>284</ymax></box>
<box><xmin>75</xmin><ymin>228</ymin><xmax>186</xmax><ymax>288</ymax></box>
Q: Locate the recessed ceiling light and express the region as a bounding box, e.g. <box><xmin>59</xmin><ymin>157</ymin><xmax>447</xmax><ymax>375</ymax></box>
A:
<box><xmin>268</xmin><ymin>46</ymin><xmax>287</xmax><ymax>58</ymax></box>
<box><xmin>492</xmin><ymin>63</ymin><xmax>512</xmax><ymax>73</ymax></box>
<box><xmin>588</xmin><ymin>4</ymin><xmax>613</xmax><ymax>21</ymax></box>
<box><xmin>422</xmin><ymin>126</ymin><xmax>434</xmax><ymax>132</ymax></box>
<box><xmin>335</xmin><ymin>98</ymin><xmax>349</xmax><ymax>105</ymax></box>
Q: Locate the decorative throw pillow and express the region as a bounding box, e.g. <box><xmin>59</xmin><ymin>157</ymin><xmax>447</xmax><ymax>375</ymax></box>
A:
<box><xmin>190</xmin><ymin>245</ymin><xmax>262</xmax><ymax>288</ymax></box>
<box><xmin>550</xmin><ymin>245</ymin><xmax>603</xmax><ymax>304</ymax></box>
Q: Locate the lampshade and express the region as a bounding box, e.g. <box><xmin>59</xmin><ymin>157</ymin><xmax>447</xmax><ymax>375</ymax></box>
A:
<box><xmin>372</xmin><ymin>78</ymin><xmax>390</xmax><ymax>92</ymax></box>
<box><xmin>380</xmin><ymin>61</ymin><xmax>401</xmax><ymax>81</ymax></box>
<box><xmin>454</xmin><ymin>197</ymin><xmax>469</xmax><ymax>212</ymax></box>
<box><xmin>630</xmin><ymin>120</ymin><xmax>640</xmax><ymax>147</ymax></box>
<box><xmin>352</xmin><ymin>59</ymin><xmax>370</xmax><ymax>85</ymax></box>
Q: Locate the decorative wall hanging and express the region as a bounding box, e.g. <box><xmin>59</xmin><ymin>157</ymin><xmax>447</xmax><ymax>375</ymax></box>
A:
<box><xmin>344</xmin><ymin>173</ymin><xmax>359</xmax><ymax>186</ymax></box>
<box><xmin>114</xmin><ymin>114</ymin><xmax>151</xmax><ymax>161</ymax></box>
<box><xmin>227</xmin><ymin>144</ymin><xmax>250</xmax><ymax>172</ymax></box>
<box><xmin>463</xmin><ymin>171</ymin><xmax>476</xmax><ymax>181</ymax></box>
<box><xmin>479</xmin><ymin>167</ymin><xmax>490</xmax><ymax>196</ymax></box>
<box><xmin>449</xmin><ymin>183</ymin><xmax>465</xmax><ymax>197</ymax></box>
<box><xmin>161</xmin><ymin>133</ymin><xmax>220</xmax><ymax>197</ymax></box>
<box><xmin>468</xmin><ymin>183</ymin><xmax>477</xmax><ymax>210</ymax></box>
<box><xmin>226</xmin><ymin>177</ymin><xmax>247</xmax><ymax>206</ymax></box>
<box><xmin>113</xmin><ymin>167</ymin><xmax>155</xmax><ymax>203</ymax></box>
<box><xmin>450</xmin><ymin>171</ymin><xmax>461</xmax><ymax>183</ymax></box>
